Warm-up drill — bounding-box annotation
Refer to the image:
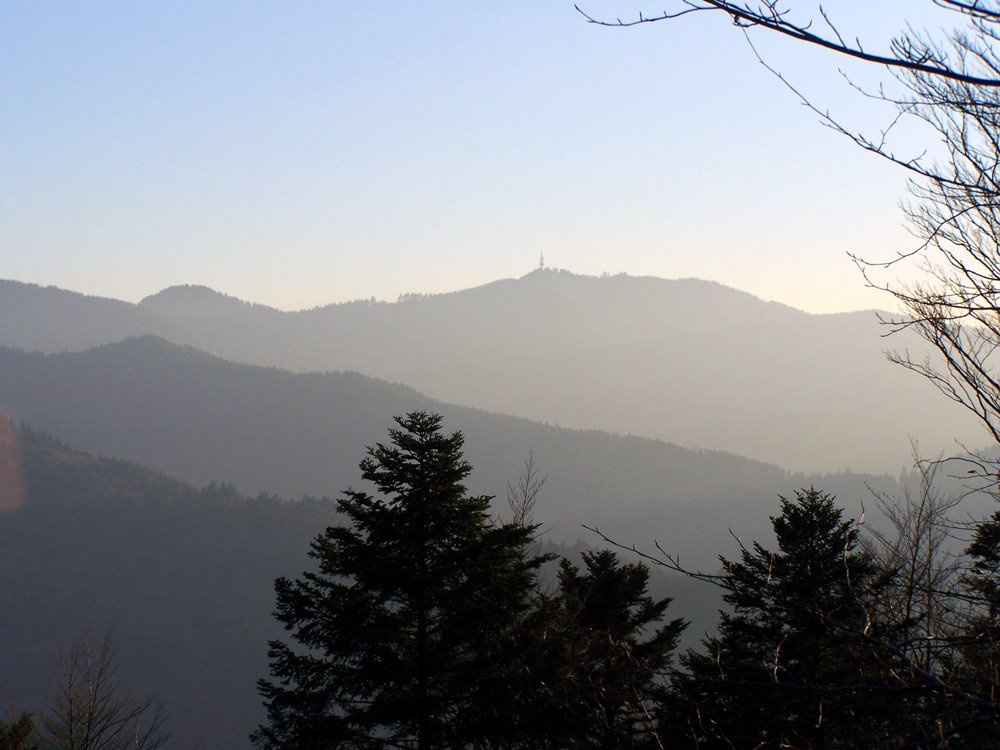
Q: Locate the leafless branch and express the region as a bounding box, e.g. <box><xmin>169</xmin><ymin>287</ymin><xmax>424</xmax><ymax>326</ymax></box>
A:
<box><xmin>577</xmin><ymin>1</ymin><xmax>1000</xmax><ymax>85</ymax></box>
<box><xmin>506</xmin><ymin>449</ymin><xmax>547</xmax><ymax>527</ymax></box>
<box><xmin>44</xmin><ymin>633</ymin><xmax>168</xmax><ymax>750</ymax></box>
<box><xmin>582</xmin><ymin>524</ymin><xmax>728</xmax><ymax>586</ymax></box>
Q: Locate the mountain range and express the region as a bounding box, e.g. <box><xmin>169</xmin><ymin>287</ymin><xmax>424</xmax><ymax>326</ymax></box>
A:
<box><xmin>0</xmin><ymin>335</ymin><xmax>896</xmax><ymax>564</ymax></box>
<box><xmin>1</xmin><ymin>269</ymin><xmax>985</xmax><ymax>474</ymax></box>
<box><xmin>2</xmin><ymin>269</ymin><xmax>994</xmax><ymax>749</ymax></box>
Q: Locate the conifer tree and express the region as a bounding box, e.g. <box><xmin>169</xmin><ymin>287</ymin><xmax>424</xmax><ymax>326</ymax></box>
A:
<box><xmin>547</xmin><ymin>550</ymin><xmax>685</xmax><ymax>750</ymax></box>
<box><xmin>253</xmin><ymin>412</ymin><xmax>548</xmax><ymax>750</ymax></box>
<box><xmin>949</xmin><ymin>511</ymin><xmax>1000</xmax><ymax>740</ymax></box>
<box><xmin>0</xmin><ymin>714</ymin><xmax>39</xmax><ymax>750</ymax></box>
<box><xmin>673</xmin><ymin>489</ymin><xmax>899</xmax><ymax>749</ymax></box>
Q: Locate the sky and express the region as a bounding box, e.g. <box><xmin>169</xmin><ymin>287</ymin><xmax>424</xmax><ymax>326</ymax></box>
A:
<box><xmin>0</xmin><ymin>1</ymin><xmax>962</xmax><ymax>313</ymax></box>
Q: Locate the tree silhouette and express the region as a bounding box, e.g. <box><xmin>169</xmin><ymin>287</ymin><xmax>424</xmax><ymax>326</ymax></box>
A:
<box><xmin>674</xmin><ymin>489</ymin><xmax>901</xmax><ymax>748</ymax></box>
<box><xmin>254</xmin><ymin>412</ymin><xmax>548</xmax><ymax>750</ymax></box>
<box><xmin>549</xmin><ymin>550</ymin><xmax>685</xmax><ymax>749</ymax></box>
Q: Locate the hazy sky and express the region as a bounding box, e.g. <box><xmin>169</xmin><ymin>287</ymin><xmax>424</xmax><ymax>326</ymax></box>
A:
<box><xmin>1</xmin><ymin>2</ymin><xmax>958</xmax><ymax>313</ymax></box>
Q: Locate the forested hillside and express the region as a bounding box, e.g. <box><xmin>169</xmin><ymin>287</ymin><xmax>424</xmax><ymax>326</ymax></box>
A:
<box><xmin>0</xmin><ymin>426</ymin><xmax>341</xmax><ymax>749</ymax></box>
<box><xmin>0</xmin><ymin>337</ymin><xmax>913</xmax><ymax>565</ymax></box>
<box><xmin>1</xmin><ymin>271</ymin><xmax>984</xmax><ymax>473</ymax></box>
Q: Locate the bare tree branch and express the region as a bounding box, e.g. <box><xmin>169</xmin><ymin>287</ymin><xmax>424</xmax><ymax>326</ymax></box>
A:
<box><xmin>577</xmin><ymin>1</ymin><xmax>1000</xmax><ymax>85</ymax></box>
<box><xmin>506</xmin><ymin>449</ymin><xmax>547</xmax><ymax>528</ymax></box>
<box><xmin>44</xmin><ymin>633</ymin><xmax>167</xmax><ymax>750</ymax></box>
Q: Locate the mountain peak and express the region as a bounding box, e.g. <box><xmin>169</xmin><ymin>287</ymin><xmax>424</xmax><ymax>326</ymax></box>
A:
<box><xmin>140</xmin><ymin>284</ymin><xmax>230</xmax><ymax>305</ymax></box>
<box><xmin>139</xmin><ymin>285</ymin><xmax>276</xmax><ymax>315</ymax></box>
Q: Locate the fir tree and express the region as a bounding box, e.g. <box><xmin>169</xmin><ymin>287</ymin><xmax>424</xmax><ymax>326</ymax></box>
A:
<box><xmin>673</xmin><ymin>489</ymin><xmax>898</xmax><ymax>749</ymax></box>
<box><xmin>548</xmin><ymin>550</ymin><xmax>685</xmax><ymax>749</ymax></box>
<box><xmin>949</xmin><ymin>511</ymin><xmax>1000</xmax><ymax>742</ymax></box>
<box><xmin>253</xmin><ymin>412</ymin><xmax>548</xmax><ymax>750</ymax></box>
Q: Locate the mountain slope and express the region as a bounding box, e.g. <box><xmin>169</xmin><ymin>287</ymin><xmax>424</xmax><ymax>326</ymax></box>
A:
<box><xmin>0</xmin><ymin>337</ymin><xmax>902</xmax><ymax>564</ymax></box>
<box><xmin>0</xmin><ymin>425</ymin><xmax>343</xmax><ymax>750</ymax></box>
<box><xmin>2</xmin><ymin>270</ymin><xmax>982</xmax><ymax>472</ymax></box>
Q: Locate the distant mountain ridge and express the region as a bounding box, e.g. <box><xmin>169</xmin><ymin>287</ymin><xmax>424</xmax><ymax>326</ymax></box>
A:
<box><xmin>139</xmin><ymin>283</ymin><xmax>275</xmax><ymax>314</ymax></box>
<box><xmin>0</xmin><ymin>270</ymin><xmax>985</xmax><ymax>472</ymax></box>
<box><xmin>0</xmin><ymin>335</ymin><xmax>908</xmax><ymax>564</ymax></box>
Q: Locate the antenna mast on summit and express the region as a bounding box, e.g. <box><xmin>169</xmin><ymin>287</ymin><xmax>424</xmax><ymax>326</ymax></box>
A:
<box><xmin>538</xmin><ymin>252</ymin><xmax>545</xmax><ymax>270</ymax></box>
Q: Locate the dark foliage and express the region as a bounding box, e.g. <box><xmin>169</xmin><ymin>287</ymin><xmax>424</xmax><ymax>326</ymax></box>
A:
<box><xmin>0</xmin><ymin>714</ymin><xmax>38</xmax><ymax>750</ymax></box>
<box><xmin>672</xmin><ymin>489</ymin><xmax>904</xmax><ymax>748</ymax></box>
<box><xmin>950</xmin><ymin>512</ymin><xmax>1000</xmax><ymax>740</ymax></box>
<box><xmin>254</xmin><ymin>412</ymin><xmax>549</xmax><ymax>750</ymax></box>
<box><xmin>544</xmin><ymin>550</ymin><xmax>685</xmax><ymax>749</ymax></box>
